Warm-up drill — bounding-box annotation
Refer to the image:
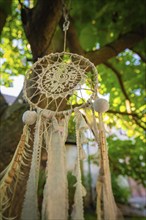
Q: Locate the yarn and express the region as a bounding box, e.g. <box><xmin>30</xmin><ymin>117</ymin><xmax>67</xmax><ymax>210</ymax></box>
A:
<box><xmin>23</xmin><ymin>52</ymin><xmax>98</xmax><ymax>113</ymax></box>
<box><xmin>93</xmin><ymin>98</ymin><xmax>109</xmax><ymax>113</ymax></box>
<box><xmin>22</xmin><ymin>110</ymin><xmax>37</xmax><ymax>125</ymax></box>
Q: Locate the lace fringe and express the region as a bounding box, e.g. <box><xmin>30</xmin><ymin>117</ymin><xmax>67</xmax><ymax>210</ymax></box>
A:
<box><xmin>42</xmin><ymin>114</ymin><xmax>70</xmax><ymax>220</ymax></box>
<box><xmin>21</xmin><ymin>113</ymin><xmax>43</xmax><ymax>220</ymax></box>
<box><xmin>71</xmin><ymin>110</ymin><xmax>88</xmax><ymax>220</ymax></box>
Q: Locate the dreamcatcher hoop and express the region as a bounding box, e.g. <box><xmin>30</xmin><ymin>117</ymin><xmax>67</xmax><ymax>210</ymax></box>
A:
<box><xmin>23</xmin><ymin>52</ymin><xmax>98</xmax><ymax>114</ymax></box>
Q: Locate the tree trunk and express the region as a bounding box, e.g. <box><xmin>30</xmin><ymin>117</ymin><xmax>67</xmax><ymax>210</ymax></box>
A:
<box><xmin>0</xmin><ymin>0</ymin><xmax>12</xmax><ymax>34</ymax></box>
<box><xmin>0</xmin><ymin>102</ymin><xmax>27</xmax><ymax>171</ymax></box>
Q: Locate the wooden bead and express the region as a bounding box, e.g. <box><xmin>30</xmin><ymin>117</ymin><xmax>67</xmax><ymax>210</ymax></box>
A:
<box><xmin>22</xmin><ymin>110</ymin><xmax>37</xmax><ymax>125</ymax></box>
<box><xmin>93</xmin><ymin>98</ymin><xmax>109</xmax><ymax>113</ymax></box>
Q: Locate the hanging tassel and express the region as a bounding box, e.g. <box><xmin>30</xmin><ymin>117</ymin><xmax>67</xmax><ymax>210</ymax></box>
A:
<box><xmin>96</xmin><ymin>177</ymin><xmax>103</xmax><ymax>220</ymax></box>
<box><xmin>81</xmin><ymin>133</ymin><xmax>88</xmax><ymax>145</ymax></box>
<box><xmin>71</xmin><ymin>159</ymin><xmax>84</xmax><ymax>220</ymax></box>
<box><xmin>42</xmin><ymin>114</ymin><xmax>70</xmax><ymax>220</ymax></box>
<box><xmin>98</xmin><ymin>113</ymin><xmax>118</xmax><ymax>220</ymax></box>
<box><xmin>71</xmin><ymin>110</ymin><xmax>86</xmax><ymax>220</ymax></box>
<box><xmin>93</xmin><ymin>98</ymin><xmax>122</xmax><ymax>220</ymax></box>
<box><xmin>0</xmin><ymin>124</ymin><xmax>31</xmax><ymax>220</ymax></box>
<box><xmin>21</xmin><ymin>112</ymin><xmax>43</xmax><ymax>220</ymax></box>
<box><xmin>92</xmin><ymin>110</ymin><xmax>104</xmax><ymax>220</ymax></box>
<box><xmin>78</xmin><ymin>113</ymin><xmax>88</xmax><ymax>160</ymax></box>
<box><xmin>82</xmin><ymin>184</ymin><xmax>87</xmax><ymax>197</ymax></box>
<box><xmin>78</xmin><ymin>114</ymin><xmax>89</xmax><ymax>131</ymax></box>
<box><xmin>79</xmin><ymin>147</ymin><xmax>87</xmax><ymax>160</ymax></box>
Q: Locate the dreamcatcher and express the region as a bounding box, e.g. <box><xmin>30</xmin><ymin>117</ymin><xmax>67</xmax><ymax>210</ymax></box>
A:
<box><xmin>0</xmin><ymin>2</ymin><xmax>122</xmax><ymax>220</ymax></box>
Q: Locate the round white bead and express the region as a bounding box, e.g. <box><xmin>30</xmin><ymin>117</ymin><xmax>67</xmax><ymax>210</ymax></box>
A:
<box><xmin>22</xmin><ymin>110</ymin><xmax>37</xmax><ymax>125</ymax></box>
<box><xmin>93</xmin><ymin>98</ymin><xmax>109</xmax><ymax>113</ymax></box>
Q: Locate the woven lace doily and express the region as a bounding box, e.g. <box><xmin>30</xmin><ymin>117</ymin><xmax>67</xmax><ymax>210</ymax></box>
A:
<box><xmin>24</xmin><ymin>52</ymin><xmax>98</xmax><ymax>113</ymax></box>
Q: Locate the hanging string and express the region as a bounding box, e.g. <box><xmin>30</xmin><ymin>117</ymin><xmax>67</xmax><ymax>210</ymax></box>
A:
<box><xmin>62</xmin><ymin>0</ymin><xmax>71</xmax><ymax>51</ymax></box>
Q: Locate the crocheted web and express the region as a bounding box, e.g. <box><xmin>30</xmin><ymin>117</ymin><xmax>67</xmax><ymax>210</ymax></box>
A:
<box><xmin>24</xmin><ymin>52</ymin><xmax>98</xmax><ymax>113</ymax></box>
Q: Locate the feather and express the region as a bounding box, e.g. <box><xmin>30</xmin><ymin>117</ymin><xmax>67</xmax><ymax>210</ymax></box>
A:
<box><xmin>0</xmin><ymin>125</ymin><xmax>32</xmax><ymax>220</ymax></box>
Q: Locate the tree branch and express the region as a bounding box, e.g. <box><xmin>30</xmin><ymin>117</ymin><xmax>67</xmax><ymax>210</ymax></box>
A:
<box><xmin>67</xmin><ymin>23</ymin><xmax>146</xmax><ymax>64</ymax></box>
<box><xmin>18</xmin><ymin>0</ymin><xmax>23</xmax><ymax>7</ymax></box>
<box><xmin>107</xmin><ymin>110</ymin><xmax>140</xmax><ymax>118</ymax></box>
<box><xmin>86</xmin><ymin>25</ymin><xmax>146</xmax><ymax>65</ymax></box>
<box><xmin>108</xmin><ymin>110</ymin><xmax>145</xmax><ymax>130</ymax></box>
<box><xmin>67</xmin><ymin>18</ymin><xmax>85</xmax><ymax>55</ymax></box>
<box><xmin>133</xmin><ymin>118</ymin><xmax>146</xmax><ymax>130</ymax></box>
<box><xmin>72</xmin><ymin>103</ymin><xmax>141</xmax><ymax>119</ymax></box>
<box><xmin>104</xmin><ymin>61</ymin><xmax>130</xmax><ymax>101</ymax></box>
<box><xmin>103</xmin><ymin>61</ymin><xmax>145</xmax><ymax>130</ymax></box>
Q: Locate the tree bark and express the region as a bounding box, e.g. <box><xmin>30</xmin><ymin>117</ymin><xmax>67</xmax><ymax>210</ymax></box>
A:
<box><xmin>21</xmin><ymin>0</ymin><xmax>62</xmax><ymax>60</ymax></box>
<box><xmin>0</xmin><ymin>92</ymin><xmax>8</xmax><ymax>116</ymax></box>
<box><xmin>0</xmin><ymin>102</ymin><xmax>27</xmax><ymax>171</ymax></box>
<box><xmin>0</xmin><ymin>0</ymin><xmax>12</xmax><ymax>34</ymax></box>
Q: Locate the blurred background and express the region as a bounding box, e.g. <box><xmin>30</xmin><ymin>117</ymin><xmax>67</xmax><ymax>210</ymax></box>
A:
<box><xmin>0</xmin><ymin>0</ymin><xmax>146</xmax><ymax>219</ymax></box>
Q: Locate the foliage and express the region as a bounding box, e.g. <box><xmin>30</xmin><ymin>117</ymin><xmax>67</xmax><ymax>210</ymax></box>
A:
<box><xmin>38</xmin><ymin>168</ymin><xmax>46</xmax><ymax>197</ymax></box>
<box><xmin>108</xmin><ymin>136</ymin><xmax>146</xmax><ymax>186</ymax></box>
<box><xmin>68</xmin><ymin>114</ymin><xmax>76</xmax><ymax>142</ymax></box>
<box><xmin>71</xmin><ymin>0</ymin><xmax>145</xmax><ymax>48</ymax></box>
<box><xmin>67</xmin><ymin>171</ymin><xmax>76</xmax><ymax>213</ymax></box>
<box><xmin>84</xmin><ymin>212</ymin><xmax>96</xmax><ymax>220</ymax></box>
<box><xmin>0</xmin><ymin>1</ymin><xmax>32</xmax><ymax>86</ymax></box>
<box><xmin>111</xmin><ymin>174</ymin><xmax>131</xmax><ymax>204</ymax></box>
